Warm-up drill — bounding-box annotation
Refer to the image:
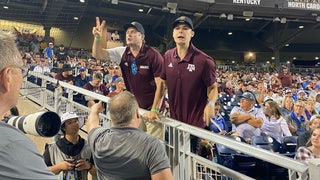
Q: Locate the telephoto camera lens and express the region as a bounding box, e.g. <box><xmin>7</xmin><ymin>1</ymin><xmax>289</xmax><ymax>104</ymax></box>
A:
<box><xmin>4</xmin><ymin>111</ymin><xmax>61</xmax><ymax>137</ymax></box>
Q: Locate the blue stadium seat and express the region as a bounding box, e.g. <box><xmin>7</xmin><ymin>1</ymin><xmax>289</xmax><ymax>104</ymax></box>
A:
<box><xmin>215</xmin><ymin>143</ymin><xmax>238</xmax><ymax>168</ymax></box>
<box><xmin>251</xmin><ymin>136</ymin><xmax>290</xmax><ymax>179</ymax></box>
<box><xmin>226</xmin><ymin>135</ymin><xmax>246</xmax><ymax>143</ymax></box>
<box><xmin>281</xmin><ymin>136</ymin><xmax>298</xmax><ymax>158</ymax></box>
<box><xmin>230</xmin><ymin>101</ymin><xmax>239</xmax><ymax>107</ymax></box>
<box><xmin>223</xmin><ymin>105</ymin><xmax>233</xmax><ymax>113</ymax></box>
<box><xmin>251</xmin><ymin>136</ymin><xmax>282</xmax><ymax>152</ymax></box>
<box><xmin>215</xmin><ymin>142</ymin><xmax>260</xmax><ymax>179</ymax></box>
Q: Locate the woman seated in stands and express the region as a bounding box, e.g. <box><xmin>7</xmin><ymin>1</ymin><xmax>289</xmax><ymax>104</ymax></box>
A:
<box><xmin>261</xmin><ymin>100</ymin><xmax>292</xmax><ymax>142</ymax></box>
<box><xmin>303</xmin><ymin>97</ymin><xmax>316</xmax><ymax>121</ymax></box>
<box><xmin>281</xmin><ymin>96</ymin><xmax>294</xmax><ymax>116</ymax></box>
<box><xmin>297</xmin><ymin>115</ymin><xmax>320</xmax><ymax>148</ymax></box>
<box><xmin>295</xmin><ymin>126</ymin><xmax>320</xmax><ymax>164</ymax></box>
<box><xmin>254</xmin><ymin>81</ymin><xmax>267</xmax><ymax>106</ymax></box>
<box><xmin>314</xmin><ymin>94</ymin><xmax>320</xmax><ymax>114</ymax></box>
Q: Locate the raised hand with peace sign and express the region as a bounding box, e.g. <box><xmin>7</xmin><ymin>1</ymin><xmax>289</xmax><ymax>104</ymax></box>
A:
<box><xmin>92</xmin><ymin>17</ymin><xmax>107</xmax><ymax>59</ymax></box>
<box><xmin>92</xmin><ymin>17</ymin><xmax>106</xmax><ymax>39</ymax></box>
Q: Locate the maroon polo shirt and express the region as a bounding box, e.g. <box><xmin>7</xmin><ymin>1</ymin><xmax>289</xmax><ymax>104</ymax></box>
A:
<box><xmin>55</xmin><ymin>73</ymin><xmax>75</xmax><ymax>83</ymax></box>
<box><xmin>278</xmin><ymin>72</ymin><xmax>292</xmax><ymax>88</ymax></box>
<box><xmin>161</xmin><ymin>44</ymin><xmax>216</xmax><ymax>128</ymax></box>
<box><xmin>83</xmin><ymin>82</ymin><xmax>108</xmax><ymax>96</ymax></box>
<box><xmin>119</xmin><ymin>44</ymin><xmax>163</xmax><ymax>110</ymax></box>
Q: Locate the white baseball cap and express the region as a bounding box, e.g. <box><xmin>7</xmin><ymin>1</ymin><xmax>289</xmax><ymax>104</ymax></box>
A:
<box><xmin>297</xmin><ymin>90</ymin><xmax>306</xmax><ymax>95</ymax></box>
<box><xmin>59</xmin><ymin>112</ymin><xmax>83</xmax><ymax>134</ymax></box>
<box><xmin>61</xmin><ymin>112</ymin><xmax>79</xmax><ymax>125</ymax></box>
<box><xmin>263</xmin><ymin>96</ymin><xmax>274</xmax><ymax>104</ymax></box>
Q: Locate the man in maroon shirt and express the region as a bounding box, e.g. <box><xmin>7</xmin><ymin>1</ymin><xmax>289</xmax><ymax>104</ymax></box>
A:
<box><xmin>83</xmin><ymin>72</ymin><xmax>109</xmax><ymax>107</ymax></box>
<box><xmin>152</xmin><ymin>16</ymin><xmax>218</xmax><ymax>153</ymax></box>
<box><xmin>92</xmin><ymin>18</ymin><xmax>164</xmax><ymax>138</ymax></box>
<box><xmin>55</xmin><ymin>63</ymin><xmax>75</xmax><ymax>97</ymax></box>
<box><xmin>55</xmin><ymin>63</ymin><xmax>75</xmax><ymax>84</ymax></box>
<box><xmin>277</xmin><ymin>65</ymin><xmax>292</xmax><ymax>88</ymax></box>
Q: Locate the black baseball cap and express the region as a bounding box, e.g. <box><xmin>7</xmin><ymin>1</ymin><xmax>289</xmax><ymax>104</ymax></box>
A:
<box><xmin>61</xmin><ymin>63</ymin><xmax>73</xmax><ymax>72</ymax></box>
<box><xmin>172</xmin><ymin>16</ymin><xmax>194</xmax><ymax>30</ymax></box>
<box><xmin>123</xmin><ymin>22</ymin><xmax>145</xmax><ymax>34</ymax></box>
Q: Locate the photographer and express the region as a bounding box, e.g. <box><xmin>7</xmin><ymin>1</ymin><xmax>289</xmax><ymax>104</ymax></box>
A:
<box><xmin>0</xmin><ymin>30</ymin><xmax>56</xmax><ymax>179</ymax></box>
<box><xmin>43</xmin><ymin>112</ymin><xmax>96</xmax><ymax>180</ymax></box>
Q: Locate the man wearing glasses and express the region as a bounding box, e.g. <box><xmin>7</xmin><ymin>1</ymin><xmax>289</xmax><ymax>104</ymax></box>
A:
<box><xmin>0</xmin><ymin>31</ymin><xmax>56</xmax><ymax>179</ymax></box>
<box><xmin>285</xmin><ymin>100</ymin><xmax>308</xmax><ymax>136</ymax></box>
<box><xmin>92</xmin><ymin>17</ymin><xmax>164</xmax><ymax>138</ymax></box>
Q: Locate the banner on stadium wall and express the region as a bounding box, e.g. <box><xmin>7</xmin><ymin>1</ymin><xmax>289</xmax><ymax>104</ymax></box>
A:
<box><xmin>14</xmin><ymin>26</ymin><xmax>38</xmax><ymax>34</ymax></box>
<box><xmin>215</xmin><ymin>0</ymin><xmax>320</xmax><ymax>10</ymax></box>
<box><xmin>232</xmin><ymin>0</ymin><xmax>261</xmax><ymax>6</ymax></box>
<box><xmin>287</xmin><ymin>1</ymin><xmax>320</xmax><ymax>11</ymax></box>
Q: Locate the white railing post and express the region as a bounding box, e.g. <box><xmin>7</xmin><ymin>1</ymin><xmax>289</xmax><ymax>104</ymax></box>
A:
<box><xmin>177</xmin><ymin>128</ymin><xmax>191</xmax><ymax>180</ymax></box>
<box><xmin>164</xmin><ymin>120</ymin><xmax>181</xmax><ymax>180</ymax></box>
<box><xmin>308</xmin><ymin>159</ymin><xmax>320</xmax><ymax>180</ymax></box>
<box><xmin>40</xmin><ymin>76</ymin><xmax>47</xmax><ymax>110</ymax></box>
<box><xmin>54</xmin><ymin>85</ymin><xmax>63</xmax><ymax>115</ymax></box>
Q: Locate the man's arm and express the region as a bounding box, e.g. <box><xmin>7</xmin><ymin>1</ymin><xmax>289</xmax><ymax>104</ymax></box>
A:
<box><xmin>247</xmin><ymin>117</ymin><xmax>263</xmax><ymax>128</ymax></box>
<box><xmin>92</xmin><ymin>17</ymin><xmax>108</xmax><ymax>60</ymax></box>
<box><xmin>86</xmin><ymin>101</ymin><xmax>104</xmax><ymax>133</ymax></box>
<box><xmin>230</xmin><ymin>112</ymin><xmax>253</xmax><ymax>125</ymax></box>
<box><xmin>152</xmin><ymin>77</ymin><xmax>166</xmax><ymax>110</ymax></box>
<box><xmin>143</xmin><ymin>78</ymin><xmax>166</xmax><ymax>120</ymax></box>
<box><xmin>203</xmin><ymin>82</ymin><xmax>218</xmax><ymax>126</ymax></box>
<box><xmin>151</xmin><ymin>168</ymin><xmax>173</xmax><ymax>180</ymax></box>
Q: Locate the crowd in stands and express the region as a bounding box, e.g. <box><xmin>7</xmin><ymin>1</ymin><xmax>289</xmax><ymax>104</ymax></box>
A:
<box><xmin>197</xmin><ymin>65</ymin><xmax>320</xmax><ymax>178</ymax></box>
<box><xmin>22</xmin><ymin>44</ymin><xmax>125</xmax><ymax>106</ymax></box>
<box><xmin>21</xmin><ymin>44</ymin><xmax>320</xmax><ymax>141</ymax></box>
<box><xmin>19</xmin><ymin>40</ymin><xmax>320</xmax><ymax>179</ymax></box>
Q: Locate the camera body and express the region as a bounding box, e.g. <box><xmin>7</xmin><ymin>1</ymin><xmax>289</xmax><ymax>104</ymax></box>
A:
<box><xmin>65</xmin><ymin>155</ymin><xmax>82</xmax><ymax>180</ymax></box>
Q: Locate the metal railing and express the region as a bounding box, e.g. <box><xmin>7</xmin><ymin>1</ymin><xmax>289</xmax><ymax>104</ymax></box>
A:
<box><xmin>21</xmin><ymin>71</ymin><xmax>319</xmax><ymax>180</ymax></box>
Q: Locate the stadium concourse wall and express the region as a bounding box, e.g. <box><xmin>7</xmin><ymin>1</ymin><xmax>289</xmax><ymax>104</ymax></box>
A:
<box><xmin>19</xmin><ymin>71</ymin><xmax>320</xmax><ymax>180</ymax></box>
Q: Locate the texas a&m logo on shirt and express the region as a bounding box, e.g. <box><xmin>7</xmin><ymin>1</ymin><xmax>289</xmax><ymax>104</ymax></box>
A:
<box><xmin>187</xmin><ymin>64</ymin><xmax>195</xmax><ymax>72</ymax></box>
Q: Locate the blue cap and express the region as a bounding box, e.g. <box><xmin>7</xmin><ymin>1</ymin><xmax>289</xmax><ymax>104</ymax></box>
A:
<box><xmin>123</xmin><ymin>22</ymin><xmax>145</xmax><ymax>34</ymax></box>
<box><xmin>173</xmin><ymin>16</ymin><xmax>194</xmax><ymax>30</ymax></box>
<box><xmin>79</xmin><ymin>66</ymin><xmax>87</xmax><ymax>71</ymax></box>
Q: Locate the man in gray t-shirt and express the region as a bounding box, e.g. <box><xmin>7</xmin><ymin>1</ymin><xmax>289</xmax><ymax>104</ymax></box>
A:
<box><xmin>86</xmin><ymin>91</ymin><xmax>173</xmax><ymax>180</ymax></box>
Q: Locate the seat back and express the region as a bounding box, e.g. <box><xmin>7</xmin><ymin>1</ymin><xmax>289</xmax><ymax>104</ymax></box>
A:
<box><xmin>219</xmin><ymin>93</ymin><xmax>231</xmax><ymax>103</ymax></box>
<box><xmin>215</xmin><ymin>143</ymin><xmax>238</xmax><ymax>155</ymax></box>
<box><xmin>214</xmin><ymin>143</ymin><xmax>238</xmax><ymax>168</ymax></box>
<box><xmin>251</xmin><ymin>136</ymin><xmax>281</xmax><ymax>152</ymax></box>
<box><xmin>215</xmin><ymin>142</ymin><xmax>260</xmax><ymax>178</ymax></box>
<box><xmin>282</xmin><ymin>136</ymin><xmax>298</xmax><ymax>153</ymax></box>
<box><xmin>226</xmin><ymin>135</ymin><xmax>246</xmax><ymax>143</ymax></box>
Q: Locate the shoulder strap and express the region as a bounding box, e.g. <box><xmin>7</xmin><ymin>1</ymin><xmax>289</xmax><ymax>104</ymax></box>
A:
<box><xmin>210</xmin><ymin>118</ymin><xmax>222</xmax><ymax>132</ymax></box>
